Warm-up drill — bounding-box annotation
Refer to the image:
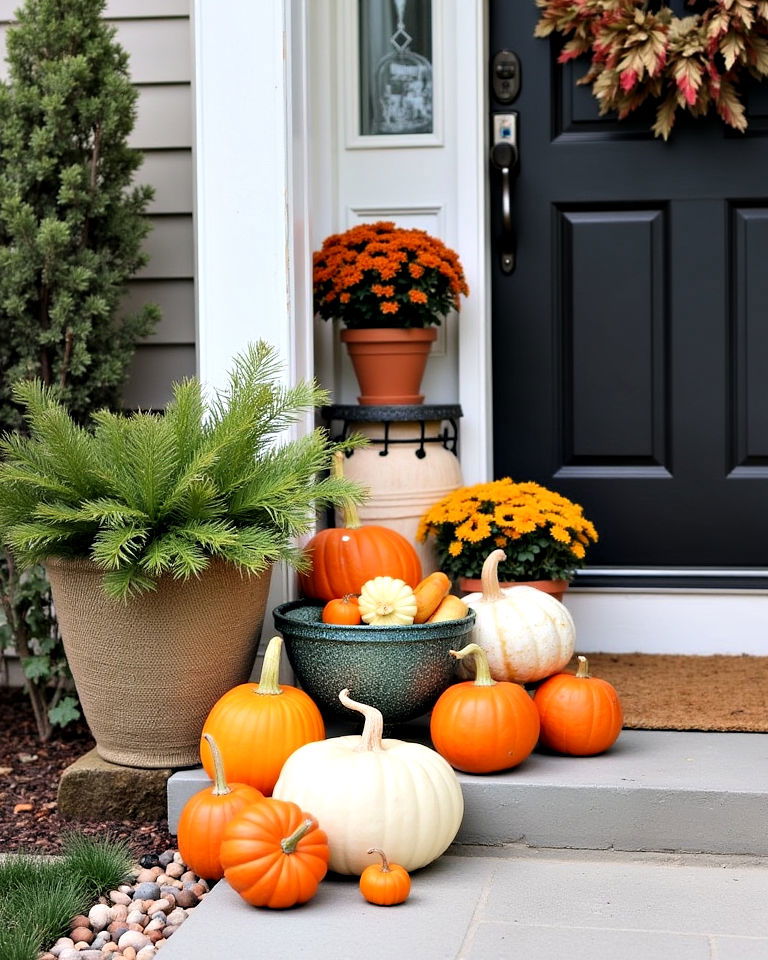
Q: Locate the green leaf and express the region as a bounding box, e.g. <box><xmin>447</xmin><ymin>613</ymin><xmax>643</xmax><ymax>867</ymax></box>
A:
<box><xmin>22</xmin><ymin>654</ymin><xmax>50</xmax><ymax>680</ymax></box>
<box><xmin>48</xmin><ymin>696</ymin><xmax>81</xmax><ymax>728</ymax></box>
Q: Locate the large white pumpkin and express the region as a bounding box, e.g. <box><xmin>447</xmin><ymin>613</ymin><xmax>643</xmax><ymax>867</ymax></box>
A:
<box><xmin>273</xmin><ymin>690</ymin><xmax>464</xmax><ymax>875</ymax></box>
<box><xmin>463</xmin><ymin>549</ymin><xmax>575</xmax><ymax>683</ymax></box>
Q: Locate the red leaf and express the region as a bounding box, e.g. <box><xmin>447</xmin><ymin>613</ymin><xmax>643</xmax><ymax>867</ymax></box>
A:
<box><xmin>620</xmin><ymin>68</ymin><xmax>639</xmax><ymax>91</ymax></box>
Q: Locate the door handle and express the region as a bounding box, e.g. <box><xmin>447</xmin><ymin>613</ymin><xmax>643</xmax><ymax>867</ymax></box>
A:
<box><xmin>491</xmin><ymin>113</ymin><xmax>519</xmax><ymax>274</ymax></box>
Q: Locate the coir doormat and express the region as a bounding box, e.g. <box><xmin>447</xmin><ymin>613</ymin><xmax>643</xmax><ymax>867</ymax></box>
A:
<box><xmin>566</xmin><ymin>653</ymin><xmax>768</xmax><ymax>732</ymax></box>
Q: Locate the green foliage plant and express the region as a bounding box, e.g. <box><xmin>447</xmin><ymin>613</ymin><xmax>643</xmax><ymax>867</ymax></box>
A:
<box><xmin>0</xmin><ymin>342</ymin><xmax>365</xmax><ymax>601</ymax></box>
<box><xmin>0</xmin><ymin>0</ymin><xmax>159</xmax><ymax>738</ymax></box>
<box><xmin>0</xmin><ymin>833</ymin><xmax>132</xmax><ymax>960</ymax></box>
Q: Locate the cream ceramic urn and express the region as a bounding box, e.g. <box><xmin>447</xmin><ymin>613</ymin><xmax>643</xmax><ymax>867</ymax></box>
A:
<box><xmin>336</xmin><ymin>420</ymin><xmax>463</xmax><ymax>575</ymax></box>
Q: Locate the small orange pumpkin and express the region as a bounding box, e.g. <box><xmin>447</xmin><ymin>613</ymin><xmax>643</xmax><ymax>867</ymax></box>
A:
<box><xmin>322</xmin><ymin>594</ymin><xmax>362</xmax><ymax>625</ymax></box>
<box><xmin>298</xmin><ymin>453</ymin><xmax>422</xmax><ymax>601</ymax></box>
<box><xmin>430</xmin><ymin>642</ymin><xmax>541</xmax><ymax>773</ymax></box>
<box><xmin>220</xmin><ymin>798</ymin><xmax>330</xmax><ymax>908</ymax></box>
<box><xmin>359</xmin><ymin>848</ymin><xmax>411</xmax><ymax>906</ymax></box>
<box><xmin>201</xmin><ymin>635</ymin><xmax>325</xmax><ymax>795</ymax></box>
<box><xmin>534</xmin><ymin>655</ymin><xmax>623</xmax><ymax>756</ymax></box>
<box><xmin>176</xmin><ymin>733</ymin><xmax>264</xmax><ymax>880</ymax></box>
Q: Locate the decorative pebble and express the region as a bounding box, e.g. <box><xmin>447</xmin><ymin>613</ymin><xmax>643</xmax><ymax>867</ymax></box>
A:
<box><xmin>103</xmin><ymin>946</ymin><xmax>119</xmax><ymax>955</ymax></box>
<box><xmin>164</xmin><ymin>862</ymin><xmax>184</xmax><ymax>879</ymax></box>
<box><xmin>173</xmin><ymin>889</ymin><xmax>198</xmax><ymax>908</ymax></box>
<box><xmin>172</xmin><ymin>852</ymin><xmax>185</xmax><ymax>866</ymax></box>
<box><xmin>108</xmin><ymin>921</ymin><xmax>129</xmax><ymax>938</ymax></box>
<box><xmin>161</xmin><ymin>925</ymin><xmax>179</xmax><ymax>938</ymax></box>
<box><xmin>70</xmin><ymin>915</ymin><xmax>90</xmax><ymax>930</ymax></box>
<box><xmin>117</xmin><ymin>931</ymin><xmax>149</xmax><ymax>952</ymax></box>
<box><xmin>57</xmin><ymin>951</ymin><xmax>80</xmax><ymax>960</ymax></box>
<box><xmin>51</xmin><ymin>940</ymin><xmax>75</xmax><ymax>957</ymax></box>
<box><xmin>122</xmin><ymin>949</ymin><xmax>137</xmax><ymax>960</ymax></box>
<box><xmin>132</xmin><ymin>882</ymin><xmax>161</xmax><ymax>901</ymax></box>
<box><xmin>70</xmin><ymin>926</ymin><xmax>93</xmax><ymax>945</ymax></box>
<box><xmin>88</xmin><ymin>903</ymin><xmax>111</xmax><ymax>932</ymax></box>
<box><xmin>78</xmin><ymin>952</ymin><xmax>105</xmax><ymax>960</ymax></box>
<box><xmin>109</xmin><ymin>891</ymin><xmax>131</xmax><ymax>906</ymax></box>
<box><xmin>180</xmin><ymin>871</ymin><xmax>196</xmax><ymax>884</ymax></box>
<box><xmin>135</xmin><ymin>869</ymin><xmax>156</xmax><ymax>884</ymax></box>
<box><xmin>138</xmin><ymin>853</ymin><xmax>160</xmax><ymax>869</ymax></box>
<box><xmin>165</xmin><ymin>908</ymin><xmax>187</xmax><ymax>927</ymax></box>
<box><xmin>158</xmin><ymin>850</ymin><xmax>176</xmax><ymax>868</ymax></box>
<box><xmin>136</xmin><ymin>949</ymin><xmax>157</xmax><ymax>960</ymax></box>
<box><xmin>109</xmin><ymin>904</ymin><xmax>129</xmax><ymax>922</ymax></box>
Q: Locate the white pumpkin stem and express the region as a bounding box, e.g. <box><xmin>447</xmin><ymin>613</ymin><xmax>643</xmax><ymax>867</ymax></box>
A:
<box><xmin>480</xmin><ymin>549</ymin><xmax>507</xmax><ymax>601</ymax></box>
<box><xmin>338</xmin><ymin>688</ymin><xmax>384</xmax><ymax>752</ymax></box>
<box><xmin>450</xmin><ymin>643</ymin><xmax>495</xmax><ymax>687</ymax></box>
<box><xmin>281</xmin><ymin>818</ymin><xmax>316</xmax><ymax>854</ymax></box>
<box><xmin>256</xmin><ymin>636</ymin><xmax>284</xmax><ymax>696</ymax></box>
<box><xmin>202</xmin><ymin>733</ymin><xmax>231</xmax><ymax>797</ymax></box>
<box><xmin>367</xmin><ymin>847</ymin><xmax>391</xmax><ymax>872</ymax></box>
<box><xmin>576</xmin><ymin>655</ymin><xmax>590</xmax><ymax>679</ymax></box>
<box><xmin>333</xmin><ymin>450</ymin><xmax>361</xmax><ymax>529</ymax></box>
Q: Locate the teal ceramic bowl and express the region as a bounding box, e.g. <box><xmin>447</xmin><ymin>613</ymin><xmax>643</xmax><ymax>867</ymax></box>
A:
<box><xmin>273</xmin><ymin>600</ymin><xmax>476</xmax><ymax>723</ymax></box>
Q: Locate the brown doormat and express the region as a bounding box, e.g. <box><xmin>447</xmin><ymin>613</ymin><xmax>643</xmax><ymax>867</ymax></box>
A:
<box><xmin>566</xmin><ymin>653</ymin><xmax>768</xmax><ymax>732</ymax></box>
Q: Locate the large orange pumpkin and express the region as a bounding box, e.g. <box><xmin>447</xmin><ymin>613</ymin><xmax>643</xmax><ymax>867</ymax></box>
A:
<box><xmin>176</xmin><ymin>733</ymin><xmax>264</xmax><ymax>880</ymax></box>
<box><xmin>298</xmin><ymin>453</ymin><xmax>422</xmax><ymax>601</ymax></box>
<box><xmin>220</xmin><ymin>798</ymin><xmax>329</xmax><ymax>908</ymax></box>
<box><xmin>201</xmin><ymin>635</ymin><xmax>325</xmax><ymax>795</ymax></box>
<box><xmin>430</xmin><ymin>642</ymin><xmax>540</xmax><ymax>773</ymax></box>
<box><xmin>534</xmin><ymin>655</ymin><xmax>623</xmax><ymax>756</ymax></box>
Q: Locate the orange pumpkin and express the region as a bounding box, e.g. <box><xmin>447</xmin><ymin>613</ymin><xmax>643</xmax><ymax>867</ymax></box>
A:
<box><xmin>220</xmin><ymin>798</ymin><xmax>329</xmax><ymax>908</ymax></box>
<box><xmin>534</xmin><ymin>655</ymin><xmax>623</xmax><ymax>756</ymax></box>
<box><xmin>177</xmin><ymin>733</ymin><xmax>264</xmax><ymax>880</ymax></box>
<box><xmin>298</xmin><ymin>453</ymin><xmax>422</xmax><ymax>601</ymax></box>
<box><xmin>322</xmin><ymin>594</ymin><xmax>362</xmax><ymax>625</ymax></box>
<box><xmin>359</xmin><ymin>848</ymin><xmax>411</xmax><ymax>906</ymax></box>
<box><xmin>430</xmin><ymin>643</ymin><xmax>540</xmax><ymax>773</ymax></box>
<box><xmin>201</xmin><ymin>635</ymin><xmax>325</xmax><ymax>795</ymax></box>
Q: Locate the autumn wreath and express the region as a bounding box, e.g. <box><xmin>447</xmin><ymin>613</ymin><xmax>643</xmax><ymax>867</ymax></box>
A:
<box><xmin>534</xmin><ymin>0</ymin><xmax>768</xmax><ymax>138</ymax></box>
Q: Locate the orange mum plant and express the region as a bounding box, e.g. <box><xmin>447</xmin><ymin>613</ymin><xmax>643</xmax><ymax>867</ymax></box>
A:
<box><xmin>313</xmin><ymin>221</ymin><xmax>469</xmax><ymax>329</ymax></box>
<box><xmin>417</xmin><ymin>479</ymin><xmax>598</xmax><ymax>583</ymax></box>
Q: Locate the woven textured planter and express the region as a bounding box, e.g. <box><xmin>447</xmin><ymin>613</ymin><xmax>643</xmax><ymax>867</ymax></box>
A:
<box><xmin>46</xmin><ymin>558</ymin><xmax>272</xmax><ymax>768</ymax></box>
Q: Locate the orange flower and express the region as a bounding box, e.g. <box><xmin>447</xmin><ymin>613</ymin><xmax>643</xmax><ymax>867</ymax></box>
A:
<box><xmin>380</xmin><ymin>301</ymin><xmax>400</xmax><ymax>314</ymax></box>
<box><xmin>408</xmin><ymin>289</ymin><xmax>428</xmax><ymax>304</ymax></box>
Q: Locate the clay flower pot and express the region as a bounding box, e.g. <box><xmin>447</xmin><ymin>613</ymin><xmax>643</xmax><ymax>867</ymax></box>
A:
<box><xmin>459</xmin><ymin>577</ymin><xmax>569</xmax><ymax>603</ymax></box>
<box><xmin>341</xmin><ymin>327</ymin><xmax>437</xmax><ymax>405</ymax></box>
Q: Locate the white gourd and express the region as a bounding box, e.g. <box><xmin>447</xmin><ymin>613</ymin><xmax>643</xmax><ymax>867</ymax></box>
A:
<box><xmin>272</xmin><ymin>689</ymin><xmax>464</xmax><ymax>875</ymax></box>
<box><xmin>358</xmin><ymin>576</ymin><xmax>417</xmax><ymax>625</ymax></box>
<box><xmin>463</xmin><ymin>549</ymin><xmax>575</xmax><ymax>683</ymax></box>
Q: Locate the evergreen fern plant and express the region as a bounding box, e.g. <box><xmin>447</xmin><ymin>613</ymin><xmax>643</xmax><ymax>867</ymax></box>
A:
<box><xmin>0</xmin><ymin>342</ymin><xmax>364</xmax><ymax>601</ymax></box>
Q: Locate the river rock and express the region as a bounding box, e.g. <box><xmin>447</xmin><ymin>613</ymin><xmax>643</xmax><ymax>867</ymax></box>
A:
<box><xmin>173</xmin><ymin>889</ymin><xmax>199</xmax><ymax>908</ymax></box>
<box><xmin>136</xmin><ymin>948</ymin><xmax>157</xmax><ymax>960</ymax></box>
<box><xmin>110</xmin><ymin>891</ymin><xmax>132</xmax><ymax>905</ymax></box>
<box><xmin>158</xmin><ymin>850</ymin><xmax>176</xmax><ymax>867</ymax></box>
<box><xmin>164</xmin><ymin>862</ymin><xmax>184</xmax><ymax>879</ymax></box>
<box><xmin>50</xmin><ymin>939</ymin><xmax>75</xmax><ymax>957</ymax></box>
<box><xmin>118</xmin><ymin>930</ymin><xmax>149</xmax><ymax>951</ymax></box>
<box><xmin>165</xmin><ymin>908</ymin><xmax>187</xmax><ymax>927</ymax></box>
<box><xmin>70</xmin><ymin>926</ymin><xmax>93</xmax><ymax>944</ymax></box>
<box><xmin>88</xmin><ymin>903</ymin><xmax>111</xmax><ymax>931</ymax></box>
<box><xmin>110</xmin><ymin>904</ymin><xmax>129</xmax><ymax>922</ymax></box>
<box><xmin>132</xmin><ymin>882</ymin><xmax>161</xmax><ymax>901</ymax></box>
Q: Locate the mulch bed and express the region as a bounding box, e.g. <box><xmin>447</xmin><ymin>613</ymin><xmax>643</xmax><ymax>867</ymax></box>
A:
<box><xmin>0</xmin><ymin>686</ymin><xmax>176</xmax><ymax>856</ymax></box>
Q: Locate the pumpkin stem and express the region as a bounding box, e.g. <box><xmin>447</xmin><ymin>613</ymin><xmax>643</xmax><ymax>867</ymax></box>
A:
<box><xmin>480</xmin><ymin>549</ymin><xmax>506</xmax><ymax>601</ymax></box>
<box><xmin>450</xmin><ymin>643</ymin><xmax>495</xmax><ymax>687</ymax></box>
<box><xmin>367</xmin><ymin>847</ymin><xmax>391</xmax><ymax>873</ymax></box>
<box><xmin>576</xmin><ymin>655</ymin><xmax>590</xmax><ymax>679</ymax></box>
<box><xmin>281</xmin><ymin>818</ymin><xmax>316</xmax><ymax>854</ymax></box>
<box><xmin>256</xmin><ymin>636</ymin><xmax>284</xmax><ymax>696</ymax></box>
<box><xmin>203</xmin><ymin>733</ymin><xmax>231</xmax><ymax>797</ymax></box>
<box><xmin>338</xmin><ymin>688</ymin><xmax>384</xmax><ymax>752</ymax></box>
<box><xmin>333</xmin><ymin>450</ymin><xmax>361</xmax><ymax>529</ymax></box>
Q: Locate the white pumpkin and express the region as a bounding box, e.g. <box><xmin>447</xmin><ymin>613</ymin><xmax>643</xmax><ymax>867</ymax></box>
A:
<box><xmin>463</xmin><ymin>549</ymin><xmax>575</xmax><ymax>684</ymax></box>
<box><xmin>272</xmin><ymin>689</ymin><xmax>464</xmax><ymax>875</ymax></box>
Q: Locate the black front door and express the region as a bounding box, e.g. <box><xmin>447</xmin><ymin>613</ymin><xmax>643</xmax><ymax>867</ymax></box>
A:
<box><xmin>490</xmin><ymin>1</ymin><xmax>768</xmax><ymax>586</ymax></box>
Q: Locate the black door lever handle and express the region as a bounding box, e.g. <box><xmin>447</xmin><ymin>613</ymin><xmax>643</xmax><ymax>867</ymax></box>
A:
<box><xmin>491</xmin><ymin>137</ymin><xmax>519</xmax><ymax>274</ymax></box>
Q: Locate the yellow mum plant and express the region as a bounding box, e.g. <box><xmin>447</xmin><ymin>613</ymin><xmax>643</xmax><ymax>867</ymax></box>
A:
<box><xmin>417</xmin><ymin>479</ymin><xmax>598</xmax><ymax>583</ymax></box>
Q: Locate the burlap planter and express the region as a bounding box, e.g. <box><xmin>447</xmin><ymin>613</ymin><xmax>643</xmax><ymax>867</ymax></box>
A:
<box><xmin>46</xmin><ymin>558</ymin><xmax>272</xmax><ymax>768</ymax></box>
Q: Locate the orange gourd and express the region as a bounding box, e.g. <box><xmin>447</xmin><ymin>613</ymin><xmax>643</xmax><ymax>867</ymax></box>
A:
<box><xmin>534</xmin><ymin>655</ymin><xmax>623</xmax><ymax>756</ymax></box>
<box><xmin>430</xmin><ymin>643</ymin><xmax>541</xmax><ymax>773</ymax></box>
<box><xmin>426</xmin><ymin>594</ymin><xmax>469</xmax><ymax>623</ymax></box>
<box><xmin>177</xmin><ymin>733</ymin><xmax>264</xmax><ymax>880</ymax></box>
<box><xmin>201</xmin><ymin>635</ymin><xmax>325</xmax><ymax>795</ymax></box>
<box><xmin>413</xmin><ymin>571</ymin><xmax>451</xmax><ymax>623</ymax></box>
<box><xmin>220</xmin><ymin>798</ymin><xmax>329</xmax><ymax>908</ymax></box>
<box><xmin>322</xmin><ymin>594</ymin><xmax>362</xmax><ymax>624</ymax></box>
<box><xmin>359</xmin><ymin>848</ymin><xmax>411</xmax><ymax>906</ymax></box>
<box><xmin>298</xmin><ymin>453</ymin><xmax>422</xmax><ymax>601</ymax></box>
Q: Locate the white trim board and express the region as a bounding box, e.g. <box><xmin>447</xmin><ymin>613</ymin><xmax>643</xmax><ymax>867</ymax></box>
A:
<box><xmin>564</xmin><ymin>591</ymin><xmax>768</xmax><ymax>655</ymax></box>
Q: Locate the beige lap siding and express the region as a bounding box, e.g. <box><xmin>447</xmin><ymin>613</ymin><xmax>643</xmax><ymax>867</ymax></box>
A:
<box><xmin>0</xmin><ymin>0</ymin><xmax>196</xmax><ymax>411</ymax></box>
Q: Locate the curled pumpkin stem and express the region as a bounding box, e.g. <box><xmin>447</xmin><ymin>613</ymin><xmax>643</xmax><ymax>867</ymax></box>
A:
<box><xmin>480</xmin><ymin>549</ymin><xmax>506</xmax><ymax>602</ymax></box>
<box><xmin>450</xmin><ymin>642</ymin><xmax>495</xmax><ymax>687</ymax></box>
<box><xmin>367</xmin><ymin>847</ymin><xmax>391</xmax><ymax>872</ymax></box>
<box><xmin>281</xmin><ymin>818</ymin><xmax>316</xmax><ymax>854</ymax></box>
<box><xmin>339</xmin><ymin>688</ymin><xmax>384</xmax><ymax>752</ymax></box>
<box><xmin>202</xmin><ymin>733</ymin><xmax>231</xmax><ymax>797</ymax></box>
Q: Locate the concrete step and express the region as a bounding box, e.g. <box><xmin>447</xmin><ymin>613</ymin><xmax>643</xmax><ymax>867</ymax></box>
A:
<box><xmin>167</xmin><ymin>729</ymin><xmax>768</xmax><ymax>857</ymax></box>
<box><xmin>155</xmin><ymin>846</ymin><xmax>768</xmax><ymax>960</ymax></box>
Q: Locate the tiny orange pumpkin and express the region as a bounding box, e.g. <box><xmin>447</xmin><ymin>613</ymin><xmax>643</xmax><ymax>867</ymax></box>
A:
<box><xmin>359</xmin><ymin>848</ymin><xmax>411</xmax><ymax>906</ymax></box>
<box><xmin>322</xmin><ymin>594</ymin><xmax>362</xmax><ymax>625</ymax></box>
<box><xmin>176</xmin><ymin>733</ymin><xmax>264</xmax><ymax>880</ymax></box>
<box><xmin>534</xmin><ymin>655</ymin><xmax>623</xmax><ymax>756</ymax></box>
<box><xmin>430</xmin><ymin>642</ymin><xmax>540</xmax><ymax>773</ymax></box>
<box><xmin>220</xmin><ymin>798</ymin><xmax>330</xmax><ymax>909</ymax></box>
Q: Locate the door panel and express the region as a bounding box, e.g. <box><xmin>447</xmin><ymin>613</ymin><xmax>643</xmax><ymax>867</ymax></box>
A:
<box><xmin>490</xmin><ymin>2</ymin><xmax>768</xmax><ymax>580</ymax></box>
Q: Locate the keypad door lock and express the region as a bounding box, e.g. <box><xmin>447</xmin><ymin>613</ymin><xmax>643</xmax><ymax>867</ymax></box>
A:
<box><xmin>492</xmin><ymin>50</ymin><xmax>521</xmax><ymax>104</ymax></box>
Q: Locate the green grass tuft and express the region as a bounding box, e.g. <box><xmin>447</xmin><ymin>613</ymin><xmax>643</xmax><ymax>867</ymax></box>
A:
<box><xmin>62</xmin><ymin>830</ymin><xmax>133</xmax><ymax>895</ymax></box>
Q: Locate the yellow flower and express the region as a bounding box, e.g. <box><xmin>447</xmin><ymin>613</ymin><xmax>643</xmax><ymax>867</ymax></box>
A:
<box><xmin>550</xmin><ymin>525</ymin><xmax>571</xmax><ymax>544</ymax></box>
<box><xmin>448</xmin><ymin>540</ymin><xmax>463</xmax><ymax>557</ymax></box>
<box><xmin>455</xmin><ymin>514</ymin><xmax>492</xmax><ymax>543</ymax></box>
<box><xmin>494</xmin><ymin>535</ymin><xmax>508</xmax><ymax>547</ymax></box>
<box><xmin>571</xmin><ymin>542</ymin><xmax>586</xmax><ymax>559</ymax></box>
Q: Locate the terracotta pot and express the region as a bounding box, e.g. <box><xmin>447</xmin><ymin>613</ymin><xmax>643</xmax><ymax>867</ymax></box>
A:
<box><xmin>459</xmin><ymin>577</ymin><xmax>569</xmax><ymax>603</ymax></box>
<box><xmin>46</xmin><ymin>558</ymin><xmax>272</xmax><ymax>768</ymax></box>
<box><xmin>341</xmin><ymin>327</ymin><xmax>437</xmax><ymax>405</ymax></box>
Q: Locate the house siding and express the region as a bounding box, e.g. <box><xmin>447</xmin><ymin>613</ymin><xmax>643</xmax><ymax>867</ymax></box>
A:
<box><xmin>0</xmin><ymin>0</ymin><xmax>196</xmax><ymax>410</ymax></box>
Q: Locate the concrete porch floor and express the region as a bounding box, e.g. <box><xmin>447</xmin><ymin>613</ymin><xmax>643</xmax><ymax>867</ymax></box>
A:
<box><xmin>155</xmin><ymin>845</ymin><xmax>768</xmax><ymax>960</ymax></box>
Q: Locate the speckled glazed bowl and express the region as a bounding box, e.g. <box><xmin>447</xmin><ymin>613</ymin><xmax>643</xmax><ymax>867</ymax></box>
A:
<box><xmin>273</xmin><ymin>600</ymin><xmax>476</xmax><ymax>723</ymax></box>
